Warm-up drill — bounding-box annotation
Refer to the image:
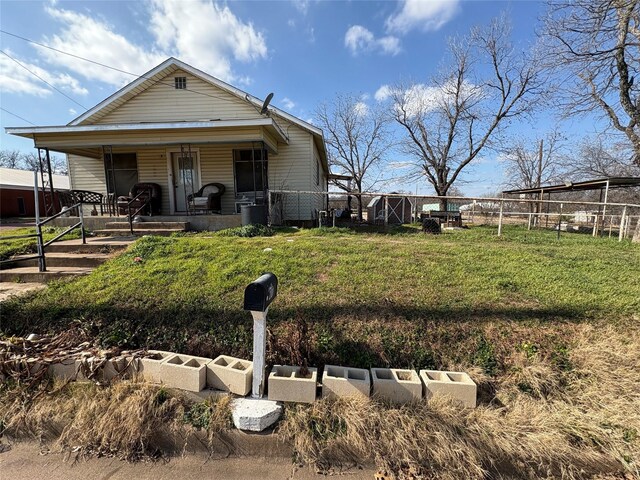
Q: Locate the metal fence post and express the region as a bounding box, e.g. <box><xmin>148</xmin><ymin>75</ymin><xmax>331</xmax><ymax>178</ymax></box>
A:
<box><xmin>619</xmin><ymin>205</ymin><xmax>627</xmax><ymax>242</ymax></box>
<box><xmin>33</xmin><ymin>171</ymin><xmax>46</xmax><ymax>272</ymax></box>
<box><xmin>497</xmin><ymin>199</ymin><xmax>504</xmax><ymax>236</ymax></box>
<box><xmin>383</xmin><ymin>196</ymin><xmax>388</xmax><ymax>227</ymax></box>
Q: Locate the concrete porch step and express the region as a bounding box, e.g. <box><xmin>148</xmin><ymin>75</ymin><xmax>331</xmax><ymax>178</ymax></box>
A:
<box><xmin>94</xmin><ymin>228</ymin><xmax>186</xmax><ymax>237</ymax></box>
<box><xmin>0</xmin><ymin>266</ymin><xmax>94</xmax><ymax>283</ymax></box>
<box><xmin>105</xmin><ymin>221</ymin><xmax>190</xmax><ymax>230</ymax></box>
<box><xmin>45</xmin><ymin>237</ymin><xmax>136</xmax><ymax>253</ymax></box>
<box><xmin>1</xmin><ymin>252</ymin><xmax>112</xmax><ymax>269</ymax></box>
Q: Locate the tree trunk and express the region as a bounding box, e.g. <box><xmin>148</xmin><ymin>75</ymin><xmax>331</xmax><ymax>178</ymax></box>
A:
<box><xmin>633</xmin><ymin>218</ymin><xmax>640</xmax><ymax>243</ymax></box>
<box><xmin>356</xmin><ymin>194</ymin><xmax>363</xmax><ymax>222</ymax></box>
<box><xmin>438</xmin><ymin>196</ymin><xmax>448</xmax><ymax>211</ymax></box>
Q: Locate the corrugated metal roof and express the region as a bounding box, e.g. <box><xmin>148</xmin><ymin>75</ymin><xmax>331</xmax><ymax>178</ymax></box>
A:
<box><xmin>0</xmin><ymin>167</ymin><xmax>69</xmax><ymax>190</ymax></box>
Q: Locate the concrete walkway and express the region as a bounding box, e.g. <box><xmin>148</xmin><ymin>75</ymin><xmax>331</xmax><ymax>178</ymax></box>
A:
<box><xmin>0</xmin><ymin>442</ymin><xmax>375</xmax><ymax>480</ymax></box>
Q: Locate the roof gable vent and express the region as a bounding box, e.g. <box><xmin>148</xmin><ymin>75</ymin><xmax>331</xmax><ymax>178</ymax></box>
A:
<box><xmin>175</xmin><ymin>77</ymin><xmax>186</xmax><ymax>89</ymax></box>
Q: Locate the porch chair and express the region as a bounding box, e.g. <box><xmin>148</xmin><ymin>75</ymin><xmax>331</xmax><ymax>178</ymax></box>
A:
<box><xmin>187</xmin><ymin>183</ymin><xmax>225</xmax><ymax>214</ymax></box>
<box><xmin>117</xmin><ymin>182</ymin><xmax>161</xmax><ymax>216</ymax></box>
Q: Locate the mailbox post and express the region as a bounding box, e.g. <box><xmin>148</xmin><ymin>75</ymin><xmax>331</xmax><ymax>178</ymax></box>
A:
<box><xmin>244</xmin><ymin>273</ymin><xmax>278</xmax><ymax>398</ymax></box>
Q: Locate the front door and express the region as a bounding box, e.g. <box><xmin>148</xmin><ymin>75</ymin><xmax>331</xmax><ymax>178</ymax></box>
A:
<box><xmin>172</xmin><ymin>152</ymin><xmax>199</xmax><ymax>213</ymax></box>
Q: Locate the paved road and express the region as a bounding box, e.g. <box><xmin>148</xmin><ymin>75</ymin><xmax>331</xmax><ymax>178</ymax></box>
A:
<box><xmin>0</xmin><ymin>442</ymin><xmax>376</xmax><ymax>480</ymax></box>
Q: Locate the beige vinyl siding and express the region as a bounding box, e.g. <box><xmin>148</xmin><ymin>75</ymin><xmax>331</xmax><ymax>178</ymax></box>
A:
<box><xmin>96</xmin><ymin>70</ymin><xmax>259</xmax><ymax>125</ymax></box>
<box><xmin>34</xmin><ymin>127</ymin><xmax>272</xmax><ymax>151</ymax></box>
<box><xmin>268</xmin><ymin>119</ymin><xmax>314</xmax><ymax>221</ymax></box>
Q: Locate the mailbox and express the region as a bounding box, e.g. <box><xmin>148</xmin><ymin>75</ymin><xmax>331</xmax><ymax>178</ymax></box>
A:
<box><xmin>244</xmin><ymin>273</ymin><xmax>278</xmax><ymax>313</ymax></box>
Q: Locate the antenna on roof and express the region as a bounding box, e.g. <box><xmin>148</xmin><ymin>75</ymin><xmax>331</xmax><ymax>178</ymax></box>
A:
<box><xmin>260</xmin><ymin>93</ymin><xmax>274</xmax><ymax>115</ymax></box>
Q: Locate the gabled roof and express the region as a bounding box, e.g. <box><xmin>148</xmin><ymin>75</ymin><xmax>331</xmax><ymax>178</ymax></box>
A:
<box><xmin>69</xmin><ymin>57</ymin><xmax>324</xmax><ymax>144</ymax></box>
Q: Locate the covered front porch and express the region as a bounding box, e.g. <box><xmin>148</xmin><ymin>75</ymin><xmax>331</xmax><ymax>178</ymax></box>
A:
<box><xmin>48</xmin><ymin>214</ymin><xmax>242</xmax><ymax>233</ymax></box>
<box><xmin>7</xmin><ymin>119</ymin><xmax>286</xmax><ymax>220</ymax></box>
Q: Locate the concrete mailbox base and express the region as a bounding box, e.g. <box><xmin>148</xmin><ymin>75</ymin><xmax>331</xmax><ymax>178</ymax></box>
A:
<box><xmin>371</xmin><ymin>368</ymin><xmax>422</xmax><ymax>405</ymax></box>
<box><xmin>208</xmin><ymin>355</ymin><xmax>253</xmax><ymax>396</ymax></box>
<box><xmin>159</xmin><ymin>354</ymin><xmax>211</xmax><ymax>392</ymax></box>
<box><xmin>140</xmin><ymin>350</ymin><xmax>175</xmax><ymax>383</ymax></box>
<box><xmin>267</xmin><ymin>365</ymin><xmax>318</xmax><ymax>404</ymax></box>
<box><xmin>231</xmin><ymin>398</ymin><xmax>282</xmax><ymax>432</ymax></box>
<box><xmin>420</xmin><ymin>370</ymin><xmax>477</xmax><ymax>408</ymax></box>
<box><xmin>322</xmin><ymin>365</ymin><xmax>371</xmax><ymax>399</ymax></box>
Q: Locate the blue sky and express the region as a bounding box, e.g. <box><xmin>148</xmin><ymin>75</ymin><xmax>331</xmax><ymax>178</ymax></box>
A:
<box><xmin>0</xmin><ymin>0</ymin><xmax>605</xmax><ymax>195</ymax></box>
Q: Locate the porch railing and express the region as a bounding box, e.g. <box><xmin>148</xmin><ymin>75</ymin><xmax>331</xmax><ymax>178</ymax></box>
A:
<box><xmin>126</xmin><ymin>189</ymin><xmax>152</xmax><ymax>235</ymax></box>
<box><xmin>0</xmin><ymin>172</ymin><xmax>86</xmax><ymax>272</ymax></box>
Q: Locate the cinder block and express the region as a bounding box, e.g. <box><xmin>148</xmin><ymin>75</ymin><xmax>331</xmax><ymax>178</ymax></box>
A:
<box><xmin>208</xmin><ymin>355</ymin><xmax>253</xmax><ymax>396</ymax></box>
<box><xmin>159</xmin><ymin>354</ymin><xmax>210</xmax><ymax>392</ymax></box>
<box><xmin>420</xmin><ymin>370</ymin><xmax>477</xmax><ymax>408</ymax></box>
<box><xmin>47</xmin><ymin>358</ymin><xmax>80</xmax><ymax>381</ymax></box>
<box><xmin>140</xmin><ymin>350</ymin><xmax>175</xmax><ymax>383</ymax></box>
<box><xmin>267</xmin><ymin>365</ymin><xmax>318</xmax><ymax>404</ymax></box>
<box><xmin>321</xmin><ymin>365</ymin><xmax>370</xmax><ymax>399</ymax></box>
<box><xmin>77</xmin><ymin>357</ymin><xmax>141</xmax><ymax>382</ymax></box>
<box><xmin>371</xmin><ymin>368</ymin><xmax>422</xmax><ymax>405</ymax></box>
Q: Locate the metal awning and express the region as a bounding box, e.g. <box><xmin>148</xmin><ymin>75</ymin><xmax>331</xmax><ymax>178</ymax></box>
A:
<box><xmin>503</xmin><ymin>177</ymin><xmax>640</xmax><ymax>195</ymax></box>
<box><xmin>5</xmin><ymin>118</ymin><xmax>288</xmax><ymax>158</ymax></box>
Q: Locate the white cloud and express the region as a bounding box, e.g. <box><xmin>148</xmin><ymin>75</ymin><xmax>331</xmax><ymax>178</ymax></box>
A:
<box><xmin>35</xmin><ymin>1</ymin><xmax>267</xmax><ymax>89</ymax></box>
<box><xmin>282</xmin><ymin>97</ymin><xmax>296</xmax><ymax>110</ymax></box>
<box><xmin>386</xmin><ymin>0</ymin><xmax>460</xmax><ymax>35</ymax></box>
<box><xmin>0</xmin><ymin>50</ymin><xmax>88</xmax><ymax>98</ymax></box>
<box><xmin>375</xmin><ymin>84</ymin><xmax>393</xmax><ymax>102</ymax></box>
<box><xmin>344</xmin><ymin>25</ymin><xmax>401</xmax><ymax>56</ymax></box>
<box><xmin>375</xmin><ymin>80</ymin><xmax>481</xmax><ymax>117</ymax></box>
<box><xmin>292</xmin><ymin>0</ymin><xmax>310</xmax><ymax>15</ymax></box>
<box><xmin>69</xmin><ymin>108</ymin><xmax>77</xmax><ymax>115</ymax></box>
<box><xmin>40</xmin><ymin>5</ymin><xmax>165</xmax><ymax>86</ymax></box>
<box><xmin>287</xmin><ymin>19</ymin><xmax>296</xmax><ymax>27</ymax></box>
<box><xmin>148</xmin><ymin>0</ymin><xmax>267</xmax><ymax>79</ymax></box>
<box><xmin>354</xmin><ymin>101</ymin><xmax>369</xmax><ymax>117</ymax></box>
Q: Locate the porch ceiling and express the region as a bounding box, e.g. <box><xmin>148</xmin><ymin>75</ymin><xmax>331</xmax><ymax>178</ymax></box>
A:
<box><xmin>5</xmin><ymin>119</ymin><xmax>287</xmax><ymax>157</ymax></box>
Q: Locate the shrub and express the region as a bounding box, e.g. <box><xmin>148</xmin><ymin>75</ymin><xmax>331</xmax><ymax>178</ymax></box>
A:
<box><xmin>216</xmin><ymin>224</ymin><xmax>274</xmax><ymax>237</ymax></box>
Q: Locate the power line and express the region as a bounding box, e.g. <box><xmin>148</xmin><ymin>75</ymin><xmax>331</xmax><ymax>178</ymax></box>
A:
<box><xmin>1</xmin><ymin>50</ymin><xmax>87</xmax><ymax>109</ymax></box>
<box><xmin>0</xmin><ymin>107</ymin><xmax>36</xmax><ymax>125</ymax></box>
<box><xmin>0</xmin><ymin>29</ymin><xmax>242</xmax><ymax>105</ymax></box>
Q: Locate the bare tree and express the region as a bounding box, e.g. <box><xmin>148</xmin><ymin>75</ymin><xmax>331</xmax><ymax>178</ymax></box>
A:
<box><xmin>502</xmin><ymin>130</ymin><xmax>566</xmax><ymax>190</ymax></box>
<box><xmin>0</xmin><ymin>149</ymin><xmax>68</xmax><ymax>175</ymax></box>
<box><xmin>391</xmin><ymin>17</ymin><xmax>545</xmax><ymax>209</ymax></box>
<box><xmin>544</xmin><ymin>0</ymin><xmax>640</xmax><ymax>164</ymax></box>
<box><xmin>316</xmin><ymin>94</ymin><xmax>391</xmax><ymax>220</ymax></box>
<box><xmin>0</xmin><ymin>150</ymin><xmax>23</xmax><ymax>169</ymax></box>
<box><xmin>566</xmin><ymin>136</ymin><xmax>640</xmax><ymax>180</ymax></box>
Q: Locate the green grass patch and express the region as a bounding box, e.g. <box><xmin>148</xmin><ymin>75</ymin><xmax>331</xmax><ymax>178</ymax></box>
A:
<box><xmin>0</xmin><ymin>227</ymin><xmax>82</xmax><ymax>261</ymax></box>
<box><xmin>2</xmin><ymin>226</ymin><xmax>638</xmax><ymax>374</ymax></box>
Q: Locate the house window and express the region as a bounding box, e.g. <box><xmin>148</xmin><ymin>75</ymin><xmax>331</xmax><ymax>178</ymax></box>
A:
<box><xmin>104</xmin><ymin>153</ymin><xmax>138</xmax><ymax>197</ymax></box>
<box><xmin>233</xmin><ymin>149</ymin><xmax>268</xmax><ymax>197</ymax></box>
<box><xmin>175</xmin><ymin>77</ymin><xmax>187</xmax><ymax>89</ymax></box>
<box><xmin>17</xmin><ymin>197</ymin><xmax>26</xmax><ymax>215</ymax></box>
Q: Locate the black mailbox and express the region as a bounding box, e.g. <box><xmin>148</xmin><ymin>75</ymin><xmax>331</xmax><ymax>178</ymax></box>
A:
<box><xmin>244</xmin><ymin>273</ymin><xmax>278</xmax><ymax>312</ymax></box>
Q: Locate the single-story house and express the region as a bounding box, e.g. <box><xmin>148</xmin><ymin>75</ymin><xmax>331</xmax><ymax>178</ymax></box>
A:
<box><xmin>0</xmin><ymin>167</ymin><xmax>69</xmax><ymax>218</ymax></box>
<box><xmin>6</xmin><ymin>57</ymin><xmax>328</xmax><ymax>225</ymax></box>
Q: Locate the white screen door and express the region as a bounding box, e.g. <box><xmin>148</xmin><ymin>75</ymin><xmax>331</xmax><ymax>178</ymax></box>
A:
<box><xmin>172</xmin><ymin>152</ymin><xmax>199</xmax><ymax>212</ymax></box>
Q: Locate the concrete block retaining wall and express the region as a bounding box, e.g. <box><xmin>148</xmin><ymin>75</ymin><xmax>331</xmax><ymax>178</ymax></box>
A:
<box><xmin>43</xmin><ymin>354</ymin><xmax>477</xmax><ymax>408</ymax></box>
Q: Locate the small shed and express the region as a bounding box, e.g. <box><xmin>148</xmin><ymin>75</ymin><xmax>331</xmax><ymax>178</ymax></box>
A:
<box><xmin>366</xmin><ymin>195</ymin><xmax>413</xmax><ymax>224</ymax></box>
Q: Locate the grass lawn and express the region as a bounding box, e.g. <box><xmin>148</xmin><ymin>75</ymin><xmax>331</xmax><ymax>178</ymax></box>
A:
<box><xmin>2</xmin><ymin>225</ymin><xmax>639</xmax><ymax>477</ymax></box>
<box><xmin>0</xmin><ymin>226</ymin><xmax>82</xmax><ymax>261</ymax></box>
<box><xmin>2</xmin><ymin>225</ymin><xmax>638</xmax><ymax>372</ymax></box>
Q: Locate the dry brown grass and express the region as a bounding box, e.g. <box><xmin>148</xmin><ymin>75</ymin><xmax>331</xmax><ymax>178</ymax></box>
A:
<box><xmin>278</xmin><ymin>322</ymin><xmax>640</xmax><ymax>479</ymax></box>
<box><xmin>0</xmin><ymin>380</ymin><xmax>233</xmax><ymax>461</ymax></box>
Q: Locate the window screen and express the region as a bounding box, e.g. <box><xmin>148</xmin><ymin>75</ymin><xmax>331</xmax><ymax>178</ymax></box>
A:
<box><xmin>104</xmin><ymin>153</ymin><xmax>138</xmax><ymax>197</ymax></box>
<box><xmin>233</xmin><ymin>149</ymin><xmax>268</xmax><ymax>195</ymax></box>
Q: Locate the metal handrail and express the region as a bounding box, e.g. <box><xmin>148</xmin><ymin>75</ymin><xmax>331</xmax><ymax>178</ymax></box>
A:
<box><xmin>0</xmin><ymin>173</ymin><xmax>86</xmax><ymax>272</ymax></box>
<box><xmin>126</xmin><ymin>189</ymin><xmax>152</xmax><ymax>235</ymax></box>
